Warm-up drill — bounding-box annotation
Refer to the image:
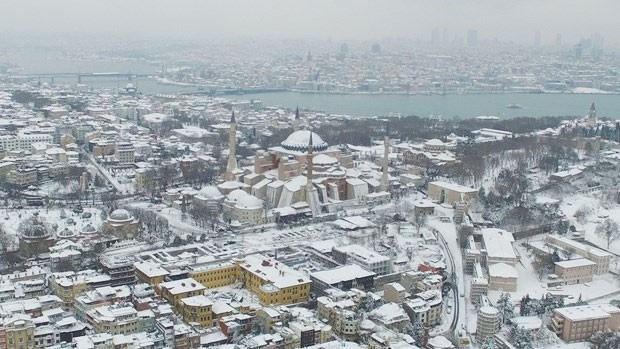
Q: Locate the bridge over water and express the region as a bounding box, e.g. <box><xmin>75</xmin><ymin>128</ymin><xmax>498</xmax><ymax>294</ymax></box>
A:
<box><xmin>12</xmin><ymin>72</ymin><xmax>151</xmax><ymax>83</ymax></box>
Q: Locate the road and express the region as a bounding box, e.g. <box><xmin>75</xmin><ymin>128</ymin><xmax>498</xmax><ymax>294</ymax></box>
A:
<box><xmin>85</xmin><ymin>153</ymin><xmax>124</xmax><ymax>193</ymax></box>
<box><xmin>428</xmin><ymin>212</ymin><xmax>468</xmax><ymax>342</ymax></box>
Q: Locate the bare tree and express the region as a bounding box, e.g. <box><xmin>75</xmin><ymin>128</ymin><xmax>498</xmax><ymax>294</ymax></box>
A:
<box><xmin>595</xmin><ymin>218</ymin><xmax>620</xmax><ymax>249</ymax></box>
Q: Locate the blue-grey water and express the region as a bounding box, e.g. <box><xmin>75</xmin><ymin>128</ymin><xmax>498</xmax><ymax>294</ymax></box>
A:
<box><xmin>5</xmin><ymin>50</ymin><xmax>620</xmax><ymax>119</ymax></box>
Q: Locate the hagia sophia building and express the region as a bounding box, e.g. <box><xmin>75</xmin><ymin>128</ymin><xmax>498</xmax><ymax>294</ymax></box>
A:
<box><xmin>193</xmin><ymin>109</ymin><xmax>393</xmax><ymax>226</ymax></box>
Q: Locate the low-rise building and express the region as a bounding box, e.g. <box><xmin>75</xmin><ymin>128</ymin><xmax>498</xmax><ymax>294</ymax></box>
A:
<box><xmin>87</xmin><ymin>303</ymin><xmax>139</xmax><ymax>335</ymax></box>
<box><xmin>545</xmin><ymin>235</ymin><xmax>610</xmax><ymax>275</ymax></box>
<box><xmin>554</xmin><ymin>259</ymin><xmax>596</xmax><ymax>285</ymax></box>
<box><xmin>157</xmin><ymin>278</ymin><xmax>206</xmax><ymax>310</ymax></box>
<box><xmin>332</xmin><ymin>245</ymin><xmax>391</xmax><ymax>276</ymax></box>
<box><xmin>310</xmin><ymin>264</ymin><xmax>375</xmax><ymax>296</ymax></box>
<box><xmin>179</xmin><ymin>295</ymin><xmax>213</xmax><ymax>327</ymax></box>
<box><xmin>551</xmin><ymin>304</ymin><xmax>620</xmax><ymax>343</ymax></box>
<box><xmin>488</xmin><ymin>262</ymin><xmax>518</xmax><ymax>292</ymax></box>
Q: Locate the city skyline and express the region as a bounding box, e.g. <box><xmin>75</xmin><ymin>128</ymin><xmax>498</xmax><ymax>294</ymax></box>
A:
<box><xmin>0</xmin><ymin>0</ymin><xmax>619</xmax><ymax>50</ymax></box>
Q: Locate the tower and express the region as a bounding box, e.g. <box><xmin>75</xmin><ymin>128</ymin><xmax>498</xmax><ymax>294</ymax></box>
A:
<box><xmin>306</xmin><ymin>132</ymin><xmax>314</xmax><ymax>195</ymax></box>
<box><xmin>226</xmin><ymin>111</ymin><xmax>238</xmax><ymax>173</ymax></box>
<box><xmin>293</xmin><ymin>107</ymin><xmax>302</xmax><ymax>131</ymax></box>
<box><xmin>587</xmin><ymin>102</ymin><xmax>597</xmax><ymax>127</ymax></box>
<box><xmin>381</xmin><ymin>124</ymin><xmax>390</xmax><ymax>192</ymax></box>
<box><xmin>305</xmin><ymin>132</ymin><xmax>320</xmax><ymax>217</ymax></box>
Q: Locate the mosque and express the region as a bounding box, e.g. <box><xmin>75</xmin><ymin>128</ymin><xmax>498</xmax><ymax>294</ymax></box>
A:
<box><xmin>210</xmin><ymin>109</ymin><xmax>392</xmax><ymax>226</ymax></box>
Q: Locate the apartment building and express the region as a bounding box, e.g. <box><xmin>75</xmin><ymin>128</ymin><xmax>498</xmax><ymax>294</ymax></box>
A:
<box><xmin>332</xmin><ymin>245</ymin><xmax>391</xmax><ymax>276</ymax></box>
<box><xmin>545</xmin><ymin>235</ymin><xmax>610</xmax><ymax>275</ymax></box>
<box><xmin>87</xmin><ymin>303</ymin><xmax>139</xmax><ymax>335</ymax></box>
<box><xmin>179</xmin><ymin>295</ymin><xmax>213</xmax><ymax>327</ymax></box>
<box><xmin>551</xmin><ymin>304</ymin><xmax>620</xmax><ymax>342</ymax></box>
<box><xmin>156</xmin><ymin>278</ymin><xmax>206</xmax><ymax>310</ymax></box>
<box><xmin>476</xmin><ymin>306</ymin><xmax>500</xmax><ymax>343</ymax></box>
<box><xmin>554</xmin><ymin>259</ymin><xmax>596</xmax><ymax>285</ymax></box>
<box><xmin>73</xmin><ymin>285</ymin><xmax>131</xmax><ymax>322</ymax></box>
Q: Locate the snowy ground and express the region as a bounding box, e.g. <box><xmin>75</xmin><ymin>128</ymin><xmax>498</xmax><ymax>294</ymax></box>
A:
<box><xmin>484</xmin><ymin>239</ymin><xmax>620</xmax><ymax>305</ymax></box>
<box><xmin>559</xmin><ymin>192</ymin><xmax>620</xmax><ymax>259</ymax></box>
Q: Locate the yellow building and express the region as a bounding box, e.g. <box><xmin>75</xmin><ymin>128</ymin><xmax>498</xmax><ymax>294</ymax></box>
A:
<box><xmin>157</xmin><ymin>278</ymin><xmax>206</xmax><ymax>309</ymax></box>
<box><xmin>2</xmin><ymin>315</ymin><xmax>35</xmax><ymax>349</ymax></box>
<box><xmin>138</xmin><ymin>253</ymin><xmax>311</xmax><ymax>308</ymax></box>
<box><xmin>188</xmin><ymin>261</ymin><xmax>238</xmax><ymax>289</ymax></box>
<box><xmin>48</xmin><ymin>271</ymin><xmax>111</xmax><ymax>310</ymax></box>
<box><xmin>179</xmin><ymin>295</ymin><xmax>213</xmax><ymax>327</ymax></box>
<box><xmin>238</xmin><ymin>254</ymin><xmax>311</xmax><ymax>306</ymax></box>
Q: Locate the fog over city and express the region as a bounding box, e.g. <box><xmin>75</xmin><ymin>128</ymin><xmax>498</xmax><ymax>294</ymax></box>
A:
<box><xmin>1</xmin><ymin>0</ymin><xmax>619</xmax><ymax>48</ymax></box>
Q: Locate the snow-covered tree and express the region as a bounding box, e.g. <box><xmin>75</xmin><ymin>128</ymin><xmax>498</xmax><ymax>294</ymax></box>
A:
<box><xmin>404</xmin><ymin>321</ymin><xmax>425</xmax><ymax>347</ymax></box>
<box><xmin>509</xmin><ymin>323</ymin><xmax>533</xmax><ymax>349</ymax></box>
<box><xmin>481</xmin><ymin>336</ymin><xmax>495</xmax><ymax>349</ymax></box>
<box><xmin>496</xmin><ymin>293</ymin><xmax>514</xmax><ymax>324</ymax></box>
<box><xmin>595</xmin><ymin>218</ymin><xmax>620</xmax><ymax>249</ymax></box>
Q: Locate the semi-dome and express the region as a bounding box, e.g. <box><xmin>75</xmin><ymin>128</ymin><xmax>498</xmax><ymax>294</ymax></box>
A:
<box><xmin>281</xmin><ymin>130</ymin><xmax>328</xmax><ymax>153</ymax></box>
<box><xmin>198</xmin><ymin>186</ymin><xmax>223</xmax><ymax>199</ymax></box>
<box><xmin>425</xmin><ymin>138</ymin><xmax>444</xmax><ymax>146</ymax></box>
<box><xmin>235</xmin><ymin>195</ymin><xmax>263</xmax><ymax>209</ymax></box>
<box><xmin>108</xmin><ymin>209</ymin><xmax>133</xmax><ymax>222</ymax></box>
<box><xmin>313</xmin><ymin>153</ymin><xmax>338</xmax><ymax>165</ymax></box>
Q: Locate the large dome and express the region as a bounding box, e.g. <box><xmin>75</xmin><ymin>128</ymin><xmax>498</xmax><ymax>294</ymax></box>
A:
<box><xmin>281</xmin><ymin>130</ymin><xmax>328</xmax><ymax>153</ymax></box>
<box><xmin>20</xmin><ymin>216</ymin><xmax>50</xmax><ymax>239</ymax></box>
<box><xmin>235</xmin><ymin>195</ymin><xmax>263</xmax><ymax>210</ymax></box>
<box><xmin>109</xmin><ymin>209</ymin><xmax>132</xmax><ymax>222</ymax></box>
<box><xmin>226</xmin><ymin>189</ymin><xmax>249</xmax><ymax>203</ymax></box>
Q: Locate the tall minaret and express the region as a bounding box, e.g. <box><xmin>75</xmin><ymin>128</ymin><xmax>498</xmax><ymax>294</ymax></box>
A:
<box><xmin>587</xmin><ymin>102</ymin><xmax>597</xmax><ymax>127</ymax></box>
<box><xmin>226</xmin><ymin>111</ymin><xmax>238</xmax><ymax>173</ymax></box>
<box><xmin>293</xmin><ymin>107</ymin><xmax>302</xmax><ymax>131</ymax></box>
<box><xmin>381</xmin><ymin>123</ymin><xmax>390</xmax><ymax>192</ymax></box>
<box><xmin>306</xmin><ymin>132</ymin><xmax>314</xmax><ymax>196</ymax></box>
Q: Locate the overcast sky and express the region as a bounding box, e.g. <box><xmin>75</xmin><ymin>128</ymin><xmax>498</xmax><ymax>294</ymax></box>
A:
<box><xmin>2</xmin><ymin>0</ymin><xmax>618</xmax><ymax>47</ymax></box>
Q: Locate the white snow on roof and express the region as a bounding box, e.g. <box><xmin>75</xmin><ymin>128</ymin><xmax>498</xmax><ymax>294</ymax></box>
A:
<box><xmin>482</xmin><ymin>228</ymin><xmax>517</xmax><ymax>261</ymax></box>
<box><xmin>311</xmin><ymin>264</ymin><xmax>375</xmax><ymax>285</ymax></box>
<box><xmin>429</xmin><ymin>181</ymin><xmax>478</xmax><ymax>193</ymax></box>
<box><xmin>488</xmin><ymin>262</ymin><xmax>518</xmax><ymax>278</ymax></box>
<box><xmin>554</xmin><ymin>258</ymin><xmax>596</xmax><ymax>269</ymax></box>
<box><xmin>555</xmin><ymin>304</ymin><xmax>619</xmax><ymax>321</ymax></box>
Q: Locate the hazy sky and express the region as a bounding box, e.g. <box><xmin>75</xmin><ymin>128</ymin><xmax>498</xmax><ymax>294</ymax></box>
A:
<box><xmin>2</xmin><ymin>0</ymin><xmax>619</xmax><ymax>47</ymax></box>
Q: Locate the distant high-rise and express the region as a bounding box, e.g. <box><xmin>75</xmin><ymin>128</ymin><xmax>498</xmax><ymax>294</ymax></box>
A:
<box><xmin>555</xmin><ymin>33</ymin><xmax>562</xmax><ymax>47</ymax></box>
<box><xmin>371</xmin><ymin>43</ymin><xmax>381</xmax><ymax>54</ymax></box>
<box><xmin>431</xmin><ymin>28</ymin><xmax>440</xmax><ymax>45</ymax></box>
<box><xmin>534</xmin><ymin>31</ymin><xmax>541</xmax><ymax>46</ymax></box>
<box><xmin>442</xmin><ymin>28</ymin><xmax>449</xmax><ymax>44</ymax></box>
<box><xmin>467</xmin><ymin>30</ymin><xmax>478</xmax><ymax>46</ymax></box>
<box><xmin>575</xmin><ymin>43</ymin><xmax>583</xmax><ymax>59</ymax></box>
<box><xmin>340</xmin><ymin>43</ymin><xmax>348</xmax><ymax>55</ymax></box>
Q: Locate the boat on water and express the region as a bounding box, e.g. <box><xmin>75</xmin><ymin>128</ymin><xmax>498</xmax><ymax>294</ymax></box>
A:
<box><xmin>476</xmin><ymin>115</ymin><xmax>500</xmax><ymax>121</ymax></box>
<box><xmin>505</xmin><ymin>103</ymin><xmax>524</xmax><ymax>109</ymax></box>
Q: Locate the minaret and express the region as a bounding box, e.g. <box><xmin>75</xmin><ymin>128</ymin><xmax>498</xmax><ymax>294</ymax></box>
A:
<box><xmin>306</xmin><ymin>132</ymin><xmax>314</xmax><ymax>195</ymax></box>
<box><xmin>293</xmin><ymin>107</ymin><xmax>302</xmax><ymax>131</ymax></box>
<box><xmin>587</xmin><ymin>102</ymin><xmax>597</xmax><ymax>127</ymax></box>
<box><xmin>381</xmin><ymin>123</ymin><xmax>390</xmax><ymax>192</ymax></box>
<box><xmin>226</xmin><ymin>111</ymin><xmax>238</xmax><ymax>173</ymax></box>
<box><xmin>305</xmin><ymin>132</ymin><xmax>320</xmax><ymax>217</ymax></box>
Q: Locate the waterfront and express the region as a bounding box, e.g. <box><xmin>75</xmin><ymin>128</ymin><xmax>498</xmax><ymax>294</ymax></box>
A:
<box><xmin>3</xmin><ymin>51</ymin><xmax>620</xmax><ymax>119</ymax></box>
